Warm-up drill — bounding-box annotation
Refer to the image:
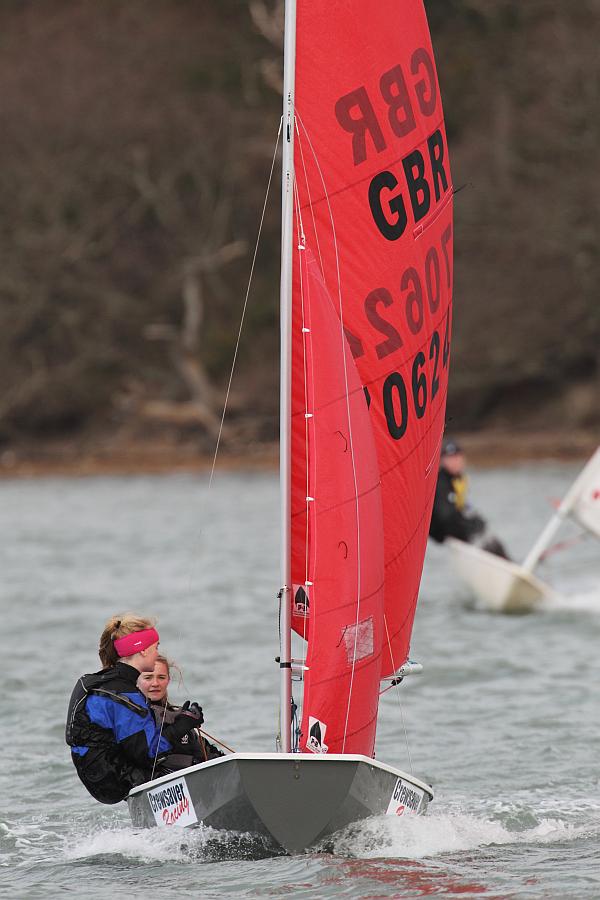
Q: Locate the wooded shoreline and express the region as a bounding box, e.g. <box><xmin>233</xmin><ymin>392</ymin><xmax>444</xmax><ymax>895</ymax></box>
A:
<box><xmin>1</xmin><ymin>3</ymin><xmax>598</xmax><ymax>448</ymax></box>
<box><xmin>2</xmin><ymin>429</ymin><xmax>597</xmax><ymax>479</ymax></box>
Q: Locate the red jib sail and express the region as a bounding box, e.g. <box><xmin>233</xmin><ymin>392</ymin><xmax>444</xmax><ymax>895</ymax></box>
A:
<box><xmin>290</xmin><ymin>0</ymin><xmax>453</xmax><ymax>755</ymax></box>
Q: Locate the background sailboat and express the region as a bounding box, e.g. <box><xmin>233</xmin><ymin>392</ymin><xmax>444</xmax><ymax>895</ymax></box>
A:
<box><xmin>447</xmin><ymin>447</ymin><xmax>600</xmax><ymax>612</ymax></box>
<box><xmin>128</xmin><ymin>0</ymin><xmax>453</xmax><ymax>852</ymax></box>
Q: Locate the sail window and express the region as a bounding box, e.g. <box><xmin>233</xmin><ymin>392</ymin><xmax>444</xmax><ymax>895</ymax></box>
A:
<box><xmin>341</xmin><ymin>616</ymin><xmax>374</xmax><ymax>664</ymax></box>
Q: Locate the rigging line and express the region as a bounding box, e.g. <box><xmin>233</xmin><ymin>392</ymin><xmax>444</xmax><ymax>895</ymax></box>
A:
<box><xmin>207</xmin><ymin>118</ymin><xmax>283</xmax><ymax>492</ymax></box>
<box><xmin>179</xmin><ymin>123</ymin><xmax>283</xmax><ymax>664</ymax></box>
<box><xmin>197</xmin><ymin>727</ymin><xmax>235</xmax><ymax>754</ymax></box>
<box><xmin>150</xmin><ymin>702</ymin><xmax>169</xmax><ymax>781</ymax></box>
<box><xmin>383</xmin><ymin>614</ymin><xmax>414</xmax><ymax>775</ymax></box>
<box><xmin>295</xmin><ymin>111</ymin><xmax>364</xmax><ymax>753</ymax></box>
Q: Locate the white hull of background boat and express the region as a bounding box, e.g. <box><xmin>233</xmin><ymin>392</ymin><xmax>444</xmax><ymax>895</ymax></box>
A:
<box><xmin>446</xmin><ymin>538</ymin><xmax>557</xmax><ymax>613</ymax></box>
<box><xmin>128</xmin><ymin>753</ymin><xmax>433</xmax><ymax>854</ymax></box>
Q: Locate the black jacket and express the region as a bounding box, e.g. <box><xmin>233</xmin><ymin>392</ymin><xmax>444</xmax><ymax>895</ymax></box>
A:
<box><xmin>66</xmin><ymin>662</ymin><xmax>173</xmax><ymax>804</ymax></box>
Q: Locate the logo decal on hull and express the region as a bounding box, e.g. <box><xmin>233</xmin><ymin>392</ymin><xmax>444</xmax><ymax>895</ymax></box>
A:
<box><xmin>147</xmin><ymin>777</ymin><xmax>198</xmax><ymax>827</ymax></box>
<box><xmin>386</xmin><ymin>777</ymin><xmax>425</xmax><ymax>816</ymax></box>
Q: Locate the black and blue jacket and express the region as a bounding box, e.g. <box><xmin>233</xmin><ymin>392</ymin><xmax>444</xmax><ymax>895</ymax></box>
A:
<box><xmin>66</xmin><ymin>661</ymin><xmax>172</xmax><ymax>804</ymax></box>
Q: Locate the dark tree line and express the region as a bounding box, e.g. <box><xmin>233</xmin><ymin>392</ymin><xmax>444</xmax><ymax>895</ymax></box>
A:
<box><xmin>0</xmin><ymin>0</ymin><xmax>598</xmax><ymax>449</ymax></box>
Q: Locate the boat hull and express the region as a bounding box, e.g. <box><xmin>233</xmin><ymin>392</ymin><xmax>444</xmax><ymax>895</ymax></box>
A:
<box><xmin>446</xmin><ymin>537</ymin><xmax>557</xmax><ymax>612</ymax></box>
<box><xmin>128</xmin><ymin>753</ymin><xmax>432</xmax><ymax>854</ymax></box>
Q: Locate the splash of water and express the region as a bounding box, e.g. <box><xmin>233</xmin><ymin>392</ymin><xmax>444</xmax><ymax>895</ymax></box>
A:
<box><xmin>63</xmin><ymin>822</ymin><xmax>284</xmax><ymax>864</ymax></box>
<box><xmin>541</xmin><ymin>588</ymin><xmax>600</xmax><ymax>614</ymax></box>
<box><xmin>323</xmin><ymin>808</ymin><xmax>587</xmax><ymax>860</ymax></box>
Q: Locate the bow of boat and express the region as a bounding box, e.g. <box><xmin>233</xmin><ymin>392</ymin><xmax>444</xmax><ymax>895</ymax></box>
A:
<box><xmin>128</xmin><ymin>753</ymin><xmax>433</xmax><ymax>854</ymax></box>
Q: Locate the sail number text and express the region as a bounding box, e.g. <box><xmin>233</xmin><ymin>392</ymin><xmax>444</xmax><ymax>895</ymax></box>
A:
<box><xmin>379</xmin><ymin>319</ymin><xmax>449</xmax><ymax>439</ymax></box>
<box><xmin>347</xmin><ymin>225</ymin><xmax>452</xmax><ymax>441</ymax></box>
<box><xmin>333</xmin><ymin>49</ymin><xmax>452</xmax><ymax>442</ymax></box>
<box><xmin>363</xmin><ymin>317</ymin><xmax>450</xmax><ymax>441</ymax></box>
<box><xmin>335</xmin><ymin>49</ymin><xmax>449</xmax><ymax>241</ymax></box>
<box><xmin>345</xmin><ymin>224</ymin><xmax>451</xmax><ymax>362</ymax></box>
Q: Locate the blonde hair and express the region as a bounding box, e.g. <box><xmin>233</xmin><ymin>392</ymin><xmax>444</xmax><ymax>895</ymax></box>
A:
<box><xmin>156</xmin><ymin>654</ymin><xmax>184</xmax><ymax>697</ymax></box>
<box><xmin>156</xmin><ymin>653</ymin><xmax>172</xmax><ymax>675</ymax></box>
<box><xmin>99</xmin><ymin>613</ymin><xmax>157</xmax><ymax>668</ymax></box>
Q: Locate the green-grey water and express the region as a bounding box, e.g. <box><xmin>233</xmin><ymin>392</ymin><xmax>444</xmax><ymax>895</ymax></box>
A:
<box><xmin>1</xmin><ymin>463</ymin><xmax>599</xmax><ymax>898</ymax></box>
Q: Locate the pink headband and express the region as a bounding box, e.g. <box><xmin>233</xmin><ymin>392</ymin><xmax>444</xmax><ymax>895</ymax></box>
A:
<box><xmin>114</xmin><ymin>627</ymin><xmax>159</xmax><ymax>658</ymax></box>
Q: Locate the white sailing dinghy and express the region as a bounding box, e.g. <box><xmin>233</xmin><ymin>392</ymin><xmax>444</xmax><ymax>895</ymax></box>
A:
<box><xmin>447</xmin><ymin>447</ymin><xmax>600</xmax><ymax>613</ymax></box>
<box><xmin>129</xmin><ymin>0</ymin><xmax>453</xmax><ymax>852</ymax></box>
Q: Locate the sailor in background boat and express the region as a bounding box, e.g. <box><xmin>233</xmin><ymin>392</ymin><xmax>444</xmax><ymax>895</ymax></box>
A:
<box><xmin>65</xmin><ymin>614</ymin><xmax>204</xmax><ymax>804</ymax></box>
<box><xmin>138</xmin><ymin>654</ymin><xmax>224</xmax><ymax>769</ymax></box>
<box><xmin>429</xmin><ymin>440</ymin><xmax>510</xmax><ymax>558</ymax></box>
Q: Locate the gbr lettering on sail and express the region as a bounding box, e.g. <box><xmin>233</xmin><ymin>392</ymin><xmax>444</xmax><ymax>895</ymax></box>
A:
<box><xmin>334</xmin><ymin>47</ymin><xmax>448</xmax><ymax>241</ymax></box>
<box><xmin>328</xmin><ymin>43</ymin><xmax>452</xmax><ymax>445</ymax></box>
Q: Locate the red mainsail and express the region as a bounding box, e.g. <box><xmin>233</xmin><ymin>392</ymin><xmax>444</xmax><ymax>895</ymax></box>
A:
<box><xmin>289</xmin><ymin>0</ymin><xmax>453</xmax><ymax>755</ymax></box>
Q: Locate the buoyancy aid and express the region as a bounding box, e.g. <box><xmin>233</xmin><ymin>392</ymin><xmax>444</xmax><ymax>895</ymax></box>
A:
<box><xmin>450</xmin><ymin>473</ymin><xmax>468</xmax><ymax>511</ymax></box>
<box><xmin>66</xmin><ymin>666</ymin><xmax>165</xmax><ymax>804</ymax></box>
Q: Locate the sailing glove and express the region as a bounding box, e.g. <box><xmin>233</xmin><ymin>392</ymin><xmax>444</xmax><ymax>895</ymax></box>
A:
<box><xmin>180</xmin><ymin>700</ymin><xmax>204</xmax><ymax>725</ymax></box>
<box><xmin>165</xmin><ymin>713</ymin><xmax>201</xmax><ymax>742</ymax></box>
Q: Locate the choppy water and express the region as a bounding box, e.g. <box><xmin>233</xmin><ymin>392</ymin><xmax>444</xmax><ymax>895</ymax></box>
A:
<box><xmin>1</xmin><ymin>462</ymin><xmax>599</xmax><ymax>898</ymax></box>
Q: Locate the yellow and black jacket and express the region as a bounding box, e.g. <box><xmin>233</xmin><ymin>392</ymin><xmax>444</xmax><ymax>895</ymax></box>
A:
<box><xmin>429</xmin><ymin>468</ymin><xmax>484</xmax><ymax>543</ymax></box>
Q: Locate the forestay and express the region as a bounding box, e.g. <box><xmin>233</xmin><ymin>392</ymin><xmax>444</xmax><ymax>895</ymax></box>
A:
<box><xmin>288</xmin><ymin>0</ymin><xmax>453</xmax><ymax>755</ymax></box>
